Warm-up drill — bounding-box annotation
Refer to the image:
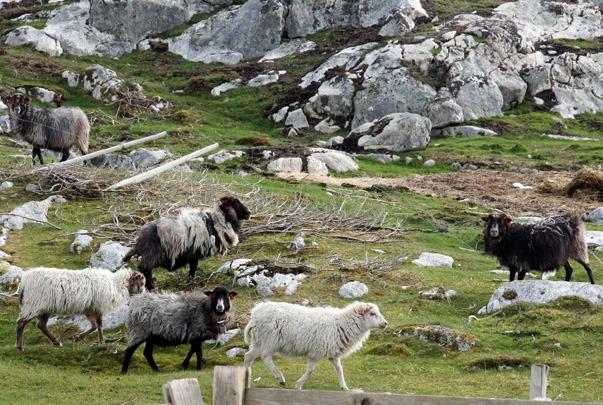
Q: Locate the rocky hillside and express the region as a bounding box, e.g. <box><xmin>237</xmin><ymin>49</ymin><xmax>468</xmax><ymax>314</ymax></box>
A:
<box><xmin>0</xmin><ymin>0</ymin><xmax>602</xmax><ymax>404</ymax></box>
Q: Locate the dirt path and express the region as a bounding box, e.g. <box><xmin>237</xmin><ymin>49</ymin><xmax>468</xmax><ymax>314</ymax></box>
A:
<box><xmin>277</xmin><ymin>170</ymin><xmax>599</xmax><ymax>215</ymax></box>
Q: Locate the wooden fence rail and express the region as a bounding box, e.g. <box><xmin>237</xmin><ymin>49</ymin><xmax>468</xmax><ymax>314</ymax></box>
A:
<box><xmin>161</xmin><ymin>365</ymin><xmax>602</xmax><ymax>405</ymax></box>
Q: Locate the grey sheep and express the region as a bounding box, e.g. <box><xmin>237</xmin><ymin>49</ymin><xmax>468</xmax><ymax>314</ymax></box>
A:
<box><xmin>121</xmin><ymin>286</ymin><xmax>237</xmax><ymax>373</ymax></box>
<box><xmin>122</xmin><ymin>196</ymin><xmax>250</xmax><ymax>290</ymax></box>
<box><xmin>3</xmin><ymin>93</ymin><xmax>90</xmax><ymax>164</ymax></box>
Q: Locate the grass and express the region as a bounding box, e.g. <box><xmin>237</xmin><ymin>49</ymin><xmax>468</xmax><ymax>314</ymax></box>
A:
<box><xmin>0</xmin><ymin>1</ymin><xmax>602</xmax><ymax>402</ymax></box>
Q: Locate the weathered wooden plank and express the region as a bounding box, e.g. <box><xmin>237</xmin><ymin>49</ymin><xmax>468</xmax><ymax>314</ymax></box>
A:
<box><xmin>106</xmin><ymin>143</ymin><xmax>219</xmax><ymax>190</ymax></box>
<box><xmin>245</xmin><ymin>388</ymin><xmax>597</xmax><ymax>405</ymax></box>
<box><xmin>162</xmin><ymin>378</ymin><xmax>204</xmax><ymax>405</ymax></box>
<box><xmin>529</xmin><ymin>364</ymin><xmax>549</xmax><ymax>401</ymax></box>
<box><xmin>213</xmin><ymin>366</ymin><xmax>248</xmax><ymax>405</ymax></box>
<box><xmin>35</xmin><ymin>131</ymin><xmax>168</xmax><ymax>169</ymax></box>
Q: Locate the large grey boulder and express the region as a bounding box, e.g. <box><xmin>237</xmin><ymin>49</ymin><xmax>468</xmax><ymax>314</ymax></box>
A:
<box><xmin>299</xmin><ymin>43</ymin><xmax>378</xmax><ymax>88</ymax></box>
<box><xmin>478</xmin><ymin>281</ymin><xmax>603</xmax><ymax>314</ymax></box>
<box><xmin>267</xmin><ymin>157</ymin><xmax>303</xmax><ymax>173</ymax></box>
<box><xmin>90</xmin><ymin>241</ymin><xmax>130</xmax><ymax>271</ymax></box>
<box><xmin>259</xmin><ymin>39</ymin><xmax>316</xmax><ymax>62</ymax></box>
<box><xmin>308</xmin><ymin>149</ymin><xmax>358</xmax><ymax>173</ymax></box>
<box><xmin>0</xmin><ymin>262</ymin><xmax>23</xmax><ymax>289</ymax></box>
<box><xmin>169</xmin><ymin>0</ymin><xmax>287</xmax><ymax>64</ymax></box>
<box><xmin>129</xmin><ymin>149</ymin><xmax>171</xmax><ymax>169</ymax></box>
<box><xmin>309</xmin><ymin>76</ymin><xmax>355</xmax><ymax>119</ymax></box>
<box><xmin>346</xmin><ymin>113</ymin><xmax>431</xmax><ymax>152</ymax></box>
<box><xmin>286</xmin><ymin>0</ymin><xmax>427</xmax><ymax>38</ymax></box>
<box><xmin>585</xmin><ymin>208</ymin><xmax>603</xmax><ymax>225</ymax></box>
<box><xmin>4</xmin><ymin>26</ymin><xmax>63</xmax><ymax>56</ymax></box>
<box><xmin>88</xmin><ymin>0</ymin><xmax>200</xmax><ymax>47</ymax></box>
<box><xmin>0</xmin><ymin>196</ymin><xmax>66</xmax><ymax>231</ymax></box>
<box><xmin>285</xmin><ymin>109</ymin><xmax>310</xmax><ymax>130</ymax></box>
<box><xmin>490</xmin><ymin>69</ymin><xmax>527</xmax><ymax>110</ymax></box>
<box><xmin>451</xmin><ymin>77</ymin><xmax>504</xmax><ymax>120</ymax></box>
<box><xmin>425</xmin><ymin>88</ymin><xmax>464</xmax><ymax>128</ymax></box>
<box><xmin>353</xmin><ymin>67</ymin><xmax>436</xmax><ymax>128</ymax></box>
<box><xmin>83</xmin><ymin>64</ymin><xmax>145</xmax><ymax>102</ymax></box>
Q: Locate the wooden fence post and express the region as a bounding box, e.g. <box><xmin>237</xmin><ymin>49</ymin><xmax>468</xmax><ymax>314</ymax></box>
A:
<box><xmin>213</xmin><ymin>366</ymin><xmax>248</xmax><ymax>405</ymax></box>
<box><xmin>162</xmin><ymin>378</ymin><xmax>204</xmax><ymax>405</ymax></box>
<box><xmin>530</xmin><ymin>364</ymin><xmax>550</xmax><ymax>401</ymax></box>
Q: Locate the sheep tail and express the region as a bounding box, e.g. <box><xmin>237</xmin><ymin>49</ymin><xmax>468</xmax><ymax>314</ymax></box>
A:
<box><xmin>77</xmin><ymin>117</ymin><xmax>90</xmax><ymax>154</ymax></box>
<box><xmin>243</xmin><ymin>319</ymin><xmax>254</xmax><ymax>344</ymax></box>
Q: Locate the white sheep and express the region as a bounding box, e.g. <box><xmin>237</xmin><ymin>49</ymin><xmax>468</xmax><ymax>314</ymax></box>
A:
<box><xmin>16</xmin><ymin>267</ymin><xmax>145</xmax><ymax>351</ymax></box>
<box><xmin>244</xmin><ymin>301</ymin><xmax>388</xmax><ymax>390</ymax></box>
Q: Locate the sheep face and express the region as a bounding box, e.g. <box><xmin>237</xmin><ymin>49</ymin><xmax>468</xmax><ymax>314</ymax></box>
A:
<box><xmin>219</xmin><ymin>196</ymin><xmax>251</xmax><ymax>224</ymax></box>
<box><xmin>482</xmin><ymin>213</ymin><xmax>512</xmax><ymax>239</ymax></box>
<box><xmin>4</xmin><ymin>93</ymin><xmax>31</xmax><ymax>117</ymax></box>
<box><xmin>127</xmin><ymin>272</ymin><xmax>146</xmax><ymax>295</ymax></box>
<box><xmin>205</xmin><ymin>286</ymin><xmax>237</xmax><ymax>315</ymax></box>
<box><xmin>356</xmin><ymin>303</ymin><xmax>388</xmax><ymax>330</ymax></box>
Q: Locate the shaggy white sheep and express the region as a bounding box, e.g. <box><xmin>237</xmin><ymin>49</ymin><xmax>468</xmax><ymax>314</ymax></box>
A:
<box><xmin>244</xmin><ymin>301</ymin><xmax>387</xmax><ymax>390</ymax></box>
<box><xmin>16</xmin><ymin>267</ymin><xmax>145</xmax><ymax>351</ymax></box>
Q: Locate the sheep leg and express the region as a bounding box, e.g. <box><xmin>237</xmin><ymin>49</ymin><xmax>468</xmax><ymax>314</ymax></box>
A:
<box><xmin>143</xmin><ymin>340</ymin><xmax>160</xmax><ymax>371</ymax></box>
<box><xmin>329</xmin><ymin>357</ymin><xmax>349</xmax><ymax>391</ymax></box>
<box><xmin>577</xmin><ymin>260</ymin><xmax>596</xmax><ymax>284</ymax></box>
<box><xmin>294</xmin><ymin>358</ymin><xmax>317</xmax><ymax>390</ymax></box>
<box><xmin>95</xmin><ymin>315</ymin><xmax>105</xmax><ymax>344</ymax></box>
<box><xmin>60</xmin><ymin>149</ymin><xmax>70</xmax><ymax>162</ymax></box>
<box><xmin>16</xmin><ymin>317</ymin><xmax>32</xmax><ymax>351</ymax></box>
<box><xmin>74</xmin><ymin>315</ymin><xmax>97</xmax><ymax>342</ymax></box>
<box><xmin>32</xmin><ymin>146</ymin><xmax>43</xmax><ymax>165</ymax></box>
<box><xmin>139</xmin><ymin>264</ymin><xmax>154</xmax><ymax>291</ymax></box>
<box><xmin>563</xmin><ymin>262</ymin><xmax>574</xmax><ymax>282</ymax></box>
<box><xmin>37</xmin><ymin>314</ymin><xmax>61</xmax><ymax>347</ymax></box>
<box><xmin>122</xmin><ymin>341</ymin><xmax>144</xmax><ymax>374</ymax></box>
<box><xmin>263</xmin><ymin>355</ymin><xmax>286</xmax><ymax>386</ymax></box>
<box><xmin>188</xmin><ymin>260</ymin><xmax>198</xmax><ymax>281</ymax></box>
<box><xmin>508</xmin><ymin>266</ymin><xmax>518</xmax><ymax>282</ymax></box>
<box><xmin>195</xmin><ymin>340</ymin><xmax>204</xmax><ymax>370</ymax></box>
<box><xmin>243</xmin><ymin>345</ymin><xmax>261</xmax><ymax>369</ymax></box>
<box><xmin>517</xmin><ymin>269</ymin><xmax>527</xmax><ymax>281</ymax></box>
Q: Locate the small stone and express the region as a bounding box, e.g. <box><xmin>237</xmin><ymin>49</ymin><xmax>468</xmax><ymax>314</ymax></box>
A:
<box><xmin>585</xmin><ymin>207</ymin><xmax>603</xmax><ymax>225</ymax></box>
<box><xmin>225</xmin><ymin>347</ymin><xmax>246</xmax><ymax>358</ymax></box>
<box><xmin>423</xmin><ymin>159</ymin><xmax>436</xmax><ymax>167</ymax></box>
<box><xmin>288</xmin><ymin>233</ymin><xmax>306</xmax><ymax>251</ymax></box>
<box><xmin>218</xmin><ymin>259</ymin><xmax>252</xmax><ymax>274</ymax></box>
<box><xmin>398</xmin><ymin>325</ymin><xmax>476</xmax><ymax>352</ymax></box>
<box><xmin>419</xmin><ymin>286</ymin><xmax>457</xmax><ymax>300</ymax></box>
<box><xmin>287</xmin><ymin>128</ymin><xmax>299</xmax><ymax>137</ymax></box>
<box><xmin>534</xmin><ymin>97</ymin><xmax>545</xmax><ymax>106</ymax></box>
<box><xmin>339</xmin><ymin>281</ymin><xmax>369</xmax><ymax>299</ymax></box>
<box><xmin>0</xmin><ymin>182</ymin><xmax>13</xmax><ymax>192</ymax></box>
<box><xmin>412</xmin><ymin>252</ymin><xmax>454</xmax><ymax>268</ymax></box>
<box><xmin>405</xmin><ymin>156</ymin><xmax>413</xmax><ymax>165</ymax></box>
<box><xmin>70</xmin><ymin>230</ymin><xmax>93</xmax><ymax>254</ymax></box>
<box><xmin>271</xmin><ymin>106</ymin><xmax>289</xmax><ymax>123</ymax></box>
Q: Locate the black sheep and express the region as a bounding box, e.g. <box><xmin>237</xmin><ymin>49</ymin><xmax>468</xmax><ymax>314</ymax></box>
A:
<box><xmin>482</xmin><ymin>212</ymin><xmax>595</xmax><ymax>284</ymax></box>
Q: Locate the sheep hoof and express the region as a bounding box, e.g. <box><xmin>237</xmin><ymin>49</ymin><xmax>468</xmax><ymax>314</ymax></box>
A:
<box><xmin>279</xmin><ymin>381</ymin><xmax>286</xmax><ymax>387</ymax></box>
<box><xmin>53</xmin><ymin>341</ymin><xmax>63</xmax><ymax>347</ymax></box>
<box><xmin>16</xmin><ymin>346</ymin><xmax>23</xmax><ymax>352</ymax></box>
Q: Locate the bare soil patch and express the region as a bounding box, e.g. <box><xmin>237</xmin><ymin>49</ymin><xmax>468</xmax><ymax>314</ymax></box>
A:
<box><xmin>276</xmin><ymin>170</ymin><xmax>601</xmax><ymax>215</ymax></box>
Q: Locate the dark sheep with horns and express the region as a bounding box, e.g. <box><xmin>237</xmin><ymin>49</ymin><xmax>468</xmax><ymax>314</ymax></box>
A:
<box><xmin>482</xmin><ymin>212</ymin><xmax>595</xmax><ymax>284</ymax></box>
<box><xmin>122</xmin><ymin>196</ymin><xmax>250</xmax><ymax>290</ymax></box>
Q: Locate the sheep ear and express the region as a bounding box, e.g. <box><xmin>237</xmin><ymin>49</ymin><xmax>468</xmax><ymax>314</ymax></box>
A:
<box><xmin>356</xmin><ymin>304</ymin><xmax>371</xmax><ymax>316</ymax></box>
<box><xmin>220</xmin><ymin>196</ymin><xmax>230</xmax><ymax>205</ymax></box>
<box><xmin>503</xmin><ymin>217</ymin><xmax>513</xmax><ymax>227</ymax></box>
<box><xmin>228</xmin><ymin>292</ymin><xmax>237</xmax><ymax>300</ymax></box>
<box><xmin>204</xmin><ymin>291</ymin><xmax>213</xmax><ymax>298</ymax></box>
<box><xmin>24</xmin><ymin>97</ymin><xmax>31</xmax><ymax>105</ymax></box>
<box><xmin>481</xmin><ymin>215</ymin><xmax>490</xmax><ymax>222</ymax></box>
